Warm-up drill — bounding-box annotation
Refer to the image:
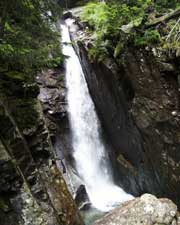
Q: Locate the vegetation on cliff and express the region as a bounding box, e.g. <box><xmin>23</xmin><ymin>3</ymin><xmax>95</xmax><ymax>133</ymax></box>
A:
<box><xmin>0</xmin><ymin>2</ymin><xmax>85</xmax><ymax>225</ymax></box>
<box><xmin>0</xmin><ymin>0</ymin><xmax>64</xmax><ymax>131</ymax></box>
<box><xmin>0</xmin><ymin>0</ymin><xmax>63</xmax><ymax>100</ymax></box>
<box><xmin>80</xmin><ymin>0</ymin><xmax>180</xmax><ymax>61</ymax></box>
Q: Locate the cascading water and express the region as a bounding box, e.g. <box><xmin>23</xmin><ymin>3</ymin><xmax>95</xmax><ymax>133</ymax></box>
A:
<box><xmin>61</xmin><ymin>19</ymin><xmax>133</xmax><ymax>212</ymax></box>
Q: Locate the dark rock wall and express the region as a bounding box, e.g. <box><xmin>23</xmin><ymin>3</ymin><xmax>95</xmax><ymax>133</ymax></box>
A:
<box><xmin>76</xmin><ymin>42</ymin><xmax>180</xmax><ymax>206</ymax></box>
<box><xmin>123</xmin><ymin>48</ymin><xmax>180</xmax><ymax>204</ymax></box>
<box><xmin>37</xmin><ymin>69</ymin><xmax>74</xmax><ymax>166</ymax></box>
<box><xmin>0</xmin><ymin>70</ymin><xmax>83</xmax><ymax>225</ymax></box>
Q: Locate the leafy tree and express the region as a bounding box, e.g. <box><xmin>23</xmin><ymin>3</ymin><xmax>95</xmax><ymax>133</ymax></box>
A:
<box><xmin>0</xmin><ymin>0</ymin><xmax>63</xmax><ymax>87</ymax></box>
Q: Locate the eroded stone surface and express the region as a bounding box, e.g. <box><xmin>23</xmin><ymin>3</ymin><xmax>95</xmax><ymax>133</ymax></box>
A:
<box><xmin>92</xmin><ymin>194</ymin><xmax>178</xmax><ymax>225</ymax></box>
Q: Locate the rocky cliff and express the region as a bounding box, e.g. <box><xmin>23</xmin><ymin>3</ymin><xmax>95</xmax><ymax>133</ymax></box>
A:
<box><xmin>67</xmin><ymin>14</ymin><xmax>180</xmax><ymax>207</ymax></box>
<box><xmin>0</xmin><ymin>69</ymin><xmax>83</xmax><ymax>225</ymax></box>
<box><xmin>1</xmin><ymin>7</ymin><xmax>180</xmax><ymax>225</ymax></box>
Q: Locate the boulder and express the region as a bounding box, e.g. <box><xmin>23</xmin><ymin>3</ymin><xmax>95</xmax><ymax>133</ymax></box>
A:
<box><xmin>92</xmin><ymin>194</ymin><xmax>178</xmax><ymax>225</ymax></box>
<box><xmin>75</xmin><ymin>185</ymin><xmax>91</xmax><ymax>210</ymax></box>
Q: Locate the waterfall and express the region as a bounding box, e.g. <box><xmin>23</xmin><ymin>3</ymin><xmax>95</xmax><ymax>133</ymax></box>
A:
<box><xmin>61</xmin><ymin>19</ymin><xmax>133</xmax><ymax>212</ymax></box>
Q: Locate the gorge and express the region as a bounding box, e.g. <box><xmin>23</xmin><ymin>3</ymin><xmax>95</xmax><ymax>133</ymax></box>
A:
<box><xmin>0</xmin><ymin>1</ymin><xmax>180</xmax><ymax>225</ymax></box>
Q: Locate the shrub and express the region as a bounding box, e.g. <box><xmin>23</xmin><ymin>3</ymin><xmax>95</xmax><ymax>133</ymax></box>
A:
<box><xmin>135</xmin><ymin>30</ymin><xmax>161</xmax><ymax>46</ymax></box>
<box><xmin>81</xmin><ymin>1</ymin><xmax>152</xmax><ymax>61</ymax></box>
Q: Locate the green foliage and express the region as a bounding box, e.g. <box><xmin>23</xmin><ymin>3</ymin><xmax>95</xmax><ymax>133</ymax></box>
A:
<box><xmin>12</xmin><ymin>99</ymin><xmax>39</xmax><ymax>130</ymax></box>
<box><xmin>114</xmin><ymin>42</ymin><xmax>124</xmax><ymax>58</ymax></box>
<box><xmin>112</xmin><ymin>0</ymin><xmax>178</xmax><ymax>10</ymax></box>
<box><xmin>155</xmin><ymin>0</ymin><xmax>178</xmax><ymax>11</ymax></box>
<box><xmin>81</xmin><ymin>3</ymin><xmax>119</xmax><ymax>36</ymax></box>
<box><xmin>135</xmin><ymin>30</ymin><xmax>161</xmax><ymax>46</ymax></box>
<box><xmin>0</xmin><ymin>71</ymin><xmax>39</xmax><ymax>98</ymax></box>
<box><xmin>0</xmin><ymin>0</ymin><xmax>63</xmax><ymax>84</ymax></box>
<box><xmin>81</xmin><ymin>1</ymin><xmax>151</xmax><ymax>36</ymax></box>
<box><xmin>81</xmin><ymin>1</ymin><xmax>152</xmax><ymax>61</ymax></box>
<box><xmin>81</xmin><ymin>0</ymin><xmax>179</xmax><ymax>61</ymax></box>
<box><xmin>89</xmin><ymin>40</ymin><xmax>109</xmax><ymax>62</ymax></box>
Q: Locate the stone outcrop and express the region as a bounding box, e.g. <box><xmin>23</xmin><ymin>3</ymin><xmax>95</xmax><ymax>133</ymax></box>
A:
<box><xmin>92</xmin><ymin>194</ymin><xmax>179</xmax><ymax>225</ymax></box>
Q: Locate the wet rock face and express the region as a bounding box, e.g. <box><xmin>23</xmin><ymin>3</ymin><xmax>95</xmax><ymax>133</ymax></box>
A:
<box><xmin>37</xmin><ymin>68</ymin><xmax>74</xmax><ymax>167</ymax></box>
<box><xmin>68</xmin><ymin>18</ymin><xmax>180</xmax><ymax>206</ymax></box>
<box><xmin>75</xmin><ymin>185</ymin><xmax>91</xmax><ymax>210</ymax></box>
<box><xmin>92</xmin><ymin>194</ymin><xmax>179</xmax><ymax>225</ymax></box>
<box><xmin>37</xmin><ymin>69</ymin><xmax>67</xmax><ymax>124</ymax></box>
<box><xmin>79</xmin><ymin>44</ymin><xmax>180</xmax><ymax>205</ymax></box>
<box><xmin>77</xmin><ymin>45</ymin><xmax>151</xmax><ymax>196</ymax></box>
<box><xmin>122</xmin><ymin>49</ymin><xmax>180</xmax><ymax>201</ymax></box>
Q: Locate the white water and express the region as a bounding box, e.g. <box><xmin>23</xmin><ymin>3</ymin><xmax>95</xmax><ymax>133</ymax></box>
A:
<box><xmin>61</xmin><ymin>19</ymin><xmax>133</xmax><ymax>212</ymax></box>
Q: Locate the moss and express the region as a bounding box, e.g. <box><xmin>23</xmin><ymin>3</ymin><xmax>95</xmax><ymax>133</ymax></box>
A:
<box><xmin>89</xmin><ymin>44</ymin><xmax>108</xmax><ymax>62</ymax></box>
<box><xmin>0</xmin><ymin>141</ymin><xmax>10</xmax><ymax>160</ymax></box>
<box><xmin>57</xmin><ymin>74</ymin><xmax>64</xmax><ymax>82</ymax></box>
<box><xmin>0</xmin><ymin>72</ymin><xmax>39</xmax><ymax>98</ymax></box>
<box><xmin>114</xmin><ymin>42</ymin><xmax>124</xmax><ymax>58</ymax></box>
<box><xmin>0</xmin><ymin>198</ymin><xmax>9</xmax><ymax>212</ymax></box>
<box><xmin>0</xmin><ymin>106</ymin><xmax>13</xmax><ymax>137</ymax></box>
<box><xmin>134</xmin><ymin>30</ymin><xmax>161</xmax><ymax>46</ymax></box>
<box><xmin>5</xmin><ymin>71</ymin><xmax>26</xmax><ymax>81</ymax></box>
<box><xmin>11</xmin><ymin>99</ymin><xmax>39</xmax><ymax>131</ymax></box>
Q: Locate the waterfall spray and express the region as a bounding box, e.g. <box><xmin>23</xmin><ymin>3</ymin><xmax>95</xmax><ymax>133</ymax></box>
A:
<box><xmin>61</xmin><ymin>19</ymin><xmax>133</xmax><ymax>212</ymax></box>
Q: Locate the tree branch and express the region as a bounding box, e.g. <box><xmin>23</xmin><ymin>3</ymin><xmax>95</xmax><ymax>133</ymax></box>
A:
<box><xmin>145</xmin><ymin>8</ymin><xmax>180</xmax><ymax>28</ymax></box>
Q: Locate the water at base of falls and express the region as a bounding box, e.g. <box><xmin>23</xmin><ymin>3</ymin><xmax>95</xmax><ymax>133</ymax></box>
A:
<box><xmin>61</xmin><ymin>19</ymin><xmax>133</xmax><ymax>212</ymax></box>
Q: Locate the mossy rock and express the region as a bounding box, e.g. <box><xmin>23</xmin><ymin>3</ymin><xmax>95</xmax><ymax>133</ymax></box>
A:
<box><xmin>0</xmin><ymin>71</ymin><xmax>39</xmax><ymax>98</ymax></box>
<box><xmin>11</xmin><ymin>99</ymin><xmax>39</xmax><ymax>131</ymax></box>
<box><xmin>0</xmin><ymin>198</ymin><xmax>9</xmax><ymax>212</ymax></box>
